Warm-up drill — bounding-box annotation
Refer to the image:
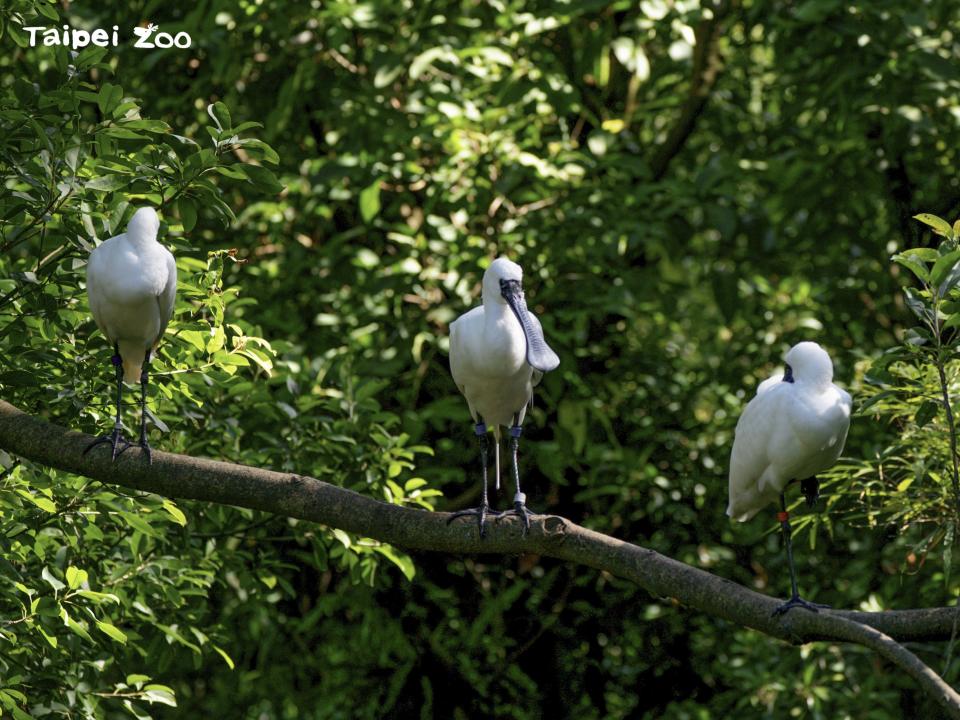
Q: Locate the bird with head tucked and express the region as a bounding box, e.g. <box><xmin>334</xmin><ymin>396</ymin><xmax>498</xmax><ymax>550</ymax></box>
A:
<box><xmin>728</xmin><ymin>341</ymin><xmax>851</xmax><ymax>615</ymax></box>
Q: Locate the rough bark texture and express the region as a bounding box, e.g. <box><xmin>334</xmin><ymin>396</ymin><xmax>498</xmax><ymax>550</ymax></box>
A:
<box><xmin>1</xmin><ymin>400</ymin><xmax>959</xmax><ymax>715</ymax></box>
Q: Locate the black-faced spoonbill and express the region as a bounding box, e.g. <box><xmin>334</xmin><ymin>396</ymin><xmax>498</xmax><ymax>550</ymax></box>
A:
<box><xmin>728</xmin><ymin>341</ymin><xmax>851</xmax><ymax>615</ymax></box>
<box><xmin>84</xmin><ymin>207</ymin><xmax>177</xmax><ymax>463</ymax></box>
<box><xmin>448</xmin><ymin>257</ymin><xmax>560</xmax><ymax>537</ymax></box>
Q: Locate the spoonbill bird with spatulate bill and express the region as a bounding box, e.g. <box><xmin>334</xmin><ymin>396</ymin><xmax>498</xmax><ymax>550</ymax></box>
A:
<box><xmin>448</xmin><ymin>257</ymin><xmax>560</xmax><ymax>537</ymax></box>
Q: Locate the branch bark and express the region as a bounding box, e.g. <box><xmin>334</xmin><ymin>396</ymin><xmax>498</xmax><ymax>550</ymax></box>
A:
<box><xmin>1</xmin><ymin>400</ymin><xmax>959</xmax><ymax>715</ymax></box>
<box><xmin>648</xmin><ymin>0</ymin><xmax>735</xmax><ymax>182</ymax></box>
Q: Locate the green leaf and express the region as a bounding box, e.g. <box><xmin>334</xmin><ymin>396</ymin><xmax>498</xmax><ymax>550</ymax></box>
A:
<box><xmin>214</xmin><ymin>165</ymin><xmax>248</xmax><ymax>181</ymax></box>
<box><xmin>65</xmin><ymin>566</ymin><xmax>87</xmax><ymax>590</ymax></box>
<box><xmin>404</xmin><ymin>478</ymin><xmax>428</xmax><ymax>491</ymax></box>
<box><xmin>892</xmin><ymin>252</ymin><xmax>930</xmax><ymax>282</ymax></box>
<box><xmin>207</xmin><ymin>102</ymin><xmax>232</xmax><ymax>133</ymax></box>
<box><xmin>65</xmin><ymin>617</ymin><xmax>93</xmax><ymax>643</ymax></box>
<box><xmin>41</xmin><ymin>566</ymin><xmax>65</xmax><ymax>592</ymax></box>
<box><xmin>903</xmin><ymin>287</ymin><xmax>930</xmax><ymax>323</ymax></box>
<box><xmin>7</xmin><ymin>24</ymin><xmax>27</xmax><ymax>48</ymax></box>
<box><xmin>931</xmin><ymin>250</ymin><xmax>960</xmax><ymax>286</ymax></box>
<box><xmin>96</xmin><ymin>620</ymin><xmax>127</xmax><ymax>644</ymax></box>
<box><xmin>914</xmin><ymin>213</ymin><xmax>954</xmax><ymax>238</ymax></box>
<box><xmin>178</xmin><ymin>197</ymin><xmax>197</xmax><ymax>232</ymax></box>
<box><xmin>86</xmin><ymin>174</ymin><xmax>133</xmax><ymax>192</ymax></box>
<box><xmin>905</xmin><ymin>247</ymin><xmax>941</xmax><ymax>261</ymax></box>
<box><xmin>76</xmin><ymin>590</ymin><xmax>120</xmax><ymax>604</ymax></box>
<box><xmin>97</xmin><ymin>83</ymin><xmax>123</xmax><ymax>116</ymax></box>
<box><xmin>375</xmin><ymin>545</ymin><xmax>416</xmax><ymax>581</ymax></box>
<box><xmin>99</xmin><ymin>127</ymin><xmax>147</xmax><ymax>140</ymax></box>
<box><xmin>241</xmin><ymin>164</ymin><xmax>283</xmax><ymax>194</ymax></box>
<box><xmin>943</xmin><ymin>313</ymin><xmax>960</xmax><ymax>331</ymax></box>
<box><xmin>915</xmin><ymin>400</ymin><xmax>938</xmax><ymax>428</ymax></box>
<box><xmin>142</xmin><ymin>686</ymin><xmax>177</xmax><ymax>707</ymax></box>
<box><xmin>234</xmin><ymin>138</ymin><xmax>280</xmax><ymax>164</ymax></box>
<box><xmin>17</xmin><ymin>490</ymin><xmax>56</xmax><ymax>513</ymax></box>
<box><xmin>75</xmin><ymin>46</ymin><xmax>109</xmax><ymax>70</ymax></box>
<box><xmin>332</xmin><ymin>528</ymin><xmax>352</xmax><ymax>548</ymax></box>
<box><xmin>162</xmin><ymin>499</ymin><xmax>187</xmax><ymax>527</ymax></box>
<box><xmin>37</xmin><ymin>626</ymin><xmax>57</xmax><ymax>648</ymax></box>
<box><xmin>179</xmin><ymin>330</ymin><xmax>207</xmax><ymax>353</ymax></box>
<box><xmin>213</xmin><ymin>644</ymin><xmax>235</xmax><ymax>670</ymax></box>
<box><xmin>117</xmin><ymin>511</ymin><xmax>161</xmax><ymax>538</ymax></box>
<box><xmin>939</xmin><ymin>263</ymin><xmax>960</xmax><ymax>299</ymax></box>
<box><xmin>858</xmin><ymin>390</ymin><xmax>896</xmax><ymax>414</ymax></box>
<box><xmin>359</xmin><ymin>180</ymin><xmax>381</xmax><ymax>223</ymax></box>
<box><xmin>206</xmin><ymin>326</ymin><xmax>226</xmax><ymax>353</ymax></box>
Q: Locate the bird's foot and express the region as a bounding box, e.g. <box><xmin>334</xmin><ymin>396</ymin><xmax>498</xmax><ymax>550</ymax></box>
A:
<box><xmin>497</xmin><ymin>493</ymin><xmax>535</xmax><ymax>536</ymax></box>
<box><xmin>772</xmin><ymin>595</ymin><xmax>830</xmax><ymax>617</ymax></box>
<box><xmin>83</xmin><ymin>427</ymin><xmax>132</xmax><ymax>461</ymax></box>
<box><xmin>447</xmin><ymin>504</ymin><xmax>501</xmax><ymax>538</ymax></box>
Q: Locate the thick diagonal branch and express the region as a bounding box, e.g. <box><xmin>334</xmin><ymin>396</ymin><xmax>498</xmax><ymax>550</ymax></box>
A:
<box><xmin>0</xmin><ymin>400</ymin><xmax>958</xmax><ymax>716</ymax></box>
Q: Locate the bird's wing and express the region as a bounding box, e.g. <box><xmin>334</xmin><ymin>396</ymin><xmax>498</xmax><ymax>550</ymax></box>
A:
<box><xmin>86</xmin><ymin>240</ymin><xmax>112</xmax><ymax>339</ymax></box>
<box><xmin>448</xmin><ymin>312</ymin><xmax>478</xmax><ymax>421</ymax></box>
<box><xmin>728</xmin><ymin>385</ymin><xmax>786</xmax><ymax>520</ymax></box>
<box><xmin>448</xmin><ymin>316</ymin><xmax>465</xmax><ymax>389</ymax></box>
<box><xmin>153</xmin><ymin>249</ymin><xmax>177</xmax><ymax>347</ymax></box>
<box><xmin>782</xmin><ymin>384</ymin><xmax>852</xmax><ymax>477</ymax></box>
<box><xmin>757</xmin><ymin>372</ymin><xmax>783</xmax><ymax>395</ymax></box>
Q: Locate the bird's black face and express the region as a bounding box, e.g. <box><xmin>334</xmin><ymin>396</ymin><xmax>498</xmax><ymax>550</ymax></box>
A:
<box><xmin>499</xmin><ymin>278</ymin><xmax>522</xmax><ymax>302</ymax></box>
<box><xmin>783</xmin><ymin>363</ymin><xmax>795</xmax><ymax>383</ymax></box>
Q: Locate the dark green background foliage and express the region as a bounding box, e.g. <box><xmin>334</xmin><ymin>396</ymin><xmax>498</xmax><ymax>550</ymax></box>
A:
<box><xmin>2</xmin><ymin>0</ymin><xmax>960</xmax><ymax>717</ymax></box>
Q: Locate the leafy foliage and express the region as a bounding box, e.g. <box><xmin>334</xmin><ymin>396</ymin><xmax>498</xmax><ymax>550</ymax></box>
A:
<box><xmin>831</xmin><ymin>213</ymin><xmax>960</xmax><ymax>586</ymax></box>
<box><xmin>3</xmin><ymin>0</ymin><xmax>960</xmax><ymax>718</ymax></box>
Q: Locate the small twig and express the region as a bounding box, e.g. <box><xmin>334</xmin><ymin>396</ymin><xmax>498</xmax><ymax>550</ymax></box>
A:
<box><xmin>189</xmin><ymin>516</ymin><xmax>275</xmax><ymax>539</ymax></box>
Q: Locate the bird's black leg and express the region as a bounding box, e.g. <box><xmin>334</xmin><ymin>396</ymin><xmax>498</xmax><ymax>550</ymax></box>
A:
<box><xmin>772</xmin><ymin>491</ymin><xmax>830</xmax><ymax>616</ymax></box>
<box><xmin>84</xmin><ymin>344</ymin><xmax>132</xmax><ymax>461</ymax></box>
<box><xmin>448</xmin><ymin>422</ymin><xmax>500</xmax><ymax>538</ymax></box>
<box><xmin>138</xmin><ymin>349</ymin><xmax>152</xmax><ymax>464</ymax></box>
<box><xmin>800</xmin><ymin>476</ymin><xmax>820</xmax><ymax>508</ymax></box>
<box><xmin>497</xmin><ymin>417</ymin><xmax>535</xmax><ymax>536</ymax></box>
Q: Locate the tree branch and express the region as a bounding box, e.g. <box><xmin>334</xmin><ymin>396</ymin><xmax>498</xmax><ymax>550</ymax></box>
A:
<box><xmin>1</xmin><ymin>400</ymin><xmax>959</xmax><ymax>715</ymax></box>
<box><xmin>649</xmin><ymin>0</ymin><xmax>734</xmax><ymax>181</ymax></box>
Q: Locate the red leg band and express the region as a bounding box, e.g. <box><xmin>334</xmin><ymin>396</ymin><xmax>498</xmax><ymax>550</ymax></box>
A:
<box><xmin>777</xmin><ymin>511</ymin><xmax>789</xmax><ymax>522</ymax></box>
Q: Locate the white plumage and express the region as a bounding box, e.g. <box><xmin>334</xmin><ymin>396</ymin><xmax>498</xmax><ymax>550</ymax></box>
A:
<box><xmin>727</xmin><ymin>341</ymin><xmax>851</xmax><ymax>521</ymax></box>
<box><xmin>85</xmin><ymin>207</ymin><xmax>176</xmax><ymax>462</ymax></box>
<box><xmin>87</xmin><ymin>207</ymin><xmax>177</xmax><ymax>383</ymax></box>
<box><xmin>448</xmin><ymin>257</ymin><xmax>559</xmax><ymax>534</ymax></box>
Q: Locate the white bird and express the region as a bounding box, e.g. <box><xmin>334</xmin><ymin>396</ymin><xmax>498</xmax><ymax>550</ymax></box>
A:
<box><xmin>85</xmin><ymin>207</ymin><xmax>177</xmax><ymax>462</ymax></box>
<box><xmin>448</xmin><ymin>257</ymin><xmax>560</xmax><ymax>536</ymax></box>
<box><xmin>728</xmin><ymin>341</ymin><xmax>851</xmax><ymax>615</ymax></box>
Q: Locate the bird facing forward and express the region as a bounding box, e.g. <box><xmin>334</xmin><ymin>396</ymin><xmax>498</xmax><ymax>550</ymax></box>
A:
<box><xmin>85</xmin><ymin>207</ymin><xmax>177</xmax><ymax>462</ymax></box>
<box><xmin>728</xmin><ymin>341</ymin><xmax>851</xmax><ymax>615</ymax></box>
<box><xmin>448</xmin><ymin>257</ymin><xmax>560</xmax><ymax>537</ymax></box>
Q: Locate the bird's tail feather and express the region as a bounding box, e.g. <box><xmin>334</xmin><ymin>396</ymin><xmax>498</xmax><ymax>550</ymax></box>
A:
<box><xmin>121</xmin><ymin>358</ymin><xmax>143</xmax><ymax>385</ymax></box>
<box><xmin>118</xmin><ymin>341</ymin><xmax>144</xmax><ymax>384</ymax></box>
